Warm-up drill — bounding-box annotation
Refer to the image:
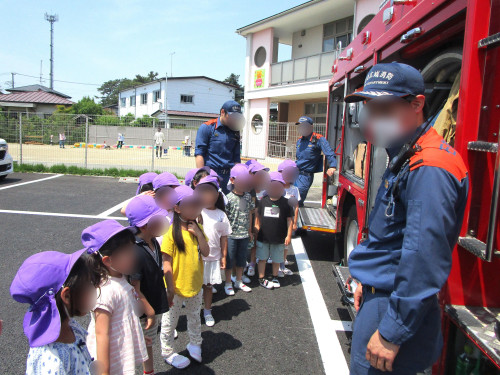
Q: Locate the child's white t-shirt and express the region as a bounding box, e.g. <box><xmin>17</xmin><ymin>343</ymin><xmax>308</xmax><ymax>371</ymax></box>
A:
<box><xmin>201</xmin><ymin>208</ymin><xmax>232</xmax><ymax>261</ymax></box>
<box><xmin>284</xmin><ymin>185</ymin><xmax>301</xmax><ymax>202</ymax></box>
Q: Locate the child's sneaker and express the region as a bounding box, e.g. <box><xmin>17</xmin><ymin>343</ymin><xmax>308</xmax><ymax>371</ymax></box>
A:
<box><xmin>285</xmin><ymin>259</ymin><xmax>294</xmax><ymax>266</ymax></box>
<box><xmin>234</xmin><ymin>280</ymin><xmax>252</xmax><ymax>292</ymax></box>
<box><xmin>204</xmin><ymin>312</ymin><xmax>215</xmax><ymax>327</ymax></box>
<box><xmin>231</xmin><ymin>274</ymin><xmax>251</xmax><ymax>284</ymax></box>
<box><xmin>174</xmin><ymin>329</ymin><xmax>178</xmax><ymax>339</ymax></box>
<box><xmin>186</xmin><ymin>343</ymin><xmax>202</xmax><ymax>363</ymax></box>
<box><xmin>267</xmin><ymin>257</ymin><xmax>272</xmax><ymax>264</ymax></box>
<box><xmin>224</xmin><ymin>283</ymin><xmax>235</xmax><ymax>296</ymax></box>
<box><xmin>259</xmin><ymin>278</ymin><xmax>274</xmax><ymax>289</ymax></box>
<box><xmin>282</xmin><ymin>267</ymin><xmax>293</xmax><ymax>276</ymax></box>
<box><xmin>278</xmin><ymin>269</ymin><xmax>285</xmax><ymax>278</ymax></box>
<box><xmin>165</xmin><ymin>353</ymin><xmax>190</xmax><ymax>369</ymax></box>
<box><xmin>271</xmin><ymin>278</ymin><xmax>281</xmax><ymax>288</ymax></box>
<box><xmin>247</xmin><ymin>265</ymin><xmax>255</xmax><ymax>276</ymax></box>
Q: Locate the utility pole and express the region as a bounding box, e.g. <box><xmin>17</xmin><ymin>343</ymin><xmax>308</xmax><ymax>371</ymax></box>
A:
<box><xmin>40</xmin><ymin>60</ymin><xmax>43</xmax><ymax>84</ymax></box>
<box><xmin>11</xmin><ymin>72</ymin><xmax>16</xmax><ymax>88</ymax></box>
<box><xmin>169</xmin><ymin>52</ymin><xmax>175</xmax><ymax>77</ymax></box>
<box><xmin>44</xmin><ymin>13</ymin><xmax>58</xmax><ymax>89</ymax></box>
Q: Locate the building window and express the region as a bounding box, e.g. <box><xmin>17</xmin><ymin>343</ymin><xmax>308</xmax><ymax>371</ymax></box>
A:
<box><xmin>130</xmin><ymin>96</ymin><xmax>136</xmax><ymax>106</ymax></box>
<box><xmin>305</xmin><ymin>102</ymin><xmax>327</xmax><ymax>124</ymax></box>
<box><xmin>141</xmin><ymin>93</ymin><xmax>148</xmax><ymax>105</ymax></box>
<box><xmin>323</xmin><ymin>17</ymin><xmax>353</xmax><ymax>52</ymax></box>
<box><xmin>153</xmin><ymin>90</ymin><xmax>161</xmax><ymax>102</ymax></box>
<box><xmin>180</xmin><ymin>95</ymin><xmax>194</xmax><ymax>104</ymax></box>
<box><xmin>120</xmin><ymin>98</ymin><xmax>126</xmax><ymax>107</ymax></box>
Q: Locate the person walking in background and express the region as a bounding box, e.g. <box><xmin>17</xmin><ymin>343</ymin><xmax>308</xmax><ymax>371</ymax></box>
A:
<box><xmin>50</xmin><ymin>134</ymin><xmax>54</xmax><ymax>146</ymax></box>
<box><xmin>154</xmin><ymin>127</ymin><xmax>166</xmax><ymax>158</ymax></box>
<box><xmin>184</xmin><ymin>135</ymin><xmax>192</xmax><ymax>157</ymax></box>
<box><xmin>117</xmin><ymin>132</ymin><xmax>125</xmax><ymax>149</ymax></box>
<box><xmin>58</xmin><ymin>132</ymin><xmax>66</xmax><ymax>148</ymax></box>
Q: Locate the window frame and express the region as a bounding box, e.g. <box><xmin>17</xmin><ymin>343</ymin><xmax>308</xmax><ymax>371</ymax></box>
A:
<box><xmin>130</xmin><ymin>95</ymin><xmax>136</xmax><ymax>106</ymax></box>
<box><xmin>140</xmin><ymin>93</ymin><xmax>148</xmax><ymax>105</ymax></box>
<box><xmin>322</xmin><ymin>16</ymin><xmax>354</xmax><ymax>53</ymax></box>
<box><xmin>180</xmin><ymin>95</ymin><xmax>194</xmax><ymax>104</ymax></box>
<box><xmin>153</xmin><ymin>90</ymin><xmax>161</xmax><ymax>102</ymax></box>
<box><xmin>120</xmin><ymin>97</ymin><xmax>126</xmax><ymax>107</ymax></box>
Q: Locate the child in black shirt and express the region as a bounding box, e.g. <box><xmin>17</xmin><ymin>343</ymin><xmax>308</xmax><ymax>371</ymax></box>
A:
<box><xmin>254</xmin><ymin>172</ymin><xmax>293</xmax><ymax>289</ymax></box>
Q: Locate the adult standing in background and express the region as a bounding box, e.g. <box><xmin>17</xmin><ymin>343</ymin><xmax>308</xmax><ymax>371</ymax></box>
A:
<box><xmin>195</xmin><ymin>100</ymin><xmax>245</xmax><ymax>194</ymax></box>
<box><xmin>295</xmin><ymin>116</ymin><xmax>337</xmax><ymax>206</ymax></box>
<box><xmin>184</xmin><ymin>135</ymin><xmax>192</xmax><ymax>157</ymax></box>
<box><xmin>154</xmin><ymin>127</ymin><xmax>166</xmax><ymax>158</ymax></box>
<box><xmin>117</xmin><ymin>132</ymin><xmax>124</xmax><ymax>149</ymax></box>
<box><xmin>58</xmin><ymin>132</ymin><xmax>66</xmax><ymax>148</ymax></box>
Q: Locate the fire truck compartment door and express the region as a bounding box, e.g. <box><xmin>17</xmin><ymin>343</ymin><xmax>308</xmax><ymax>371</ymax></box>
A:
<box><xmin>299</xmin><ymin>207</ymin><xmax>337</xmax><ymax>233</ymax></box>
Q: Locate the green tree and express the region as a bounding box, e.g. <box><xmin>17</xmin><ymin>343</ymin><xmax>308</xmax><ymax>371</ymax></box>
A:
<box><xmin>71</xmin><ymin>96</ymin><xmax>104</xmax><ymax>115</ymax></box>
<box><xmin>223</xmin><ymin>73</ymin><xmax>244</xmax><ymax>104</ymax></box>
<box><xmin>97</xmin><ymin>72</ymin><xmax>159</xmax><ymax>107</ymax></box>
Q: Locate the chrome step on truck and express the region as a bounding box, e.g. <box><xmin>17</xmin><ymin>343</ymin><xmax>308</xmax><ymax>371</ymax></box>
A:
<box><xmin>332</xmin><ymin>264</ymin><xmax>357</xmax><ymax>320</ymax></box>
<box><xmin>298</xmin><ymin>207</ymin><xmax>337</xmax><ymax>233</ymax></box>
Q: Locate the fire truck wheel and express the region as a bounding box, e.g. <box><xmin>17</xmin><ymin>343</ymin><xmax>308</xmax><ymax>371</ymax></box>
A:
<box><xmin>343</xmin><ymin>205</ymin><xmax>359</xmax><ymax>265</ymax></box>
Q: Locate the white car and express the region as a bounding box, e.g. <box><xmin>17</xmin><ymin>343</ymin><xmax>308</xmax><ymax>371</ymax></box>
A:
<box><xmin>0</xmin><ymin>138</ymin><xmax>13</xmax><ymax>180</ymax></box>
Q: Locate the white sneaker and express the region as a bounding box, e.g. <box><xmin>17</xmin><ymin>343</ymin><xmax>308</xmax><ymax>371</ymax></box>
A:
<box><xmin>230</xmin><ymin>275</ymin><xmax>236</xmax><ymax>283</ymax></box>
<box><xmin>267</xmin><ymin>258</ymin><xmax>272</xmax><ymax>264</ymax></box>
<box><xmin>234</xmin><ymin>281</ymin><xmax>252</xmax><ymax>292</ymax></box>
<box><xmin>278</xmin><ymin>270</ymin><xmax>285</xmax><ymax>278</ymax></box>
<box><xmin>204</xmin><ymin>313</ymin><xmax>215</xmax><ymax>327</ymax></box>
<box><xmin>224</xmin><ymin>283</ymin><xmax>235</xmax><ymax>296</ymax></box>
<box><xmin>174</xmin><ymin>329</ymin><xmax>178</xmax><ymax>339</ymax></box>
<box><xmin>165</xmin><ymin>353</ymin><xmax>190</xmax><ymax>369</ymax></box>
<box><xmin>247</xmin><ymin>265</ymin><xmax>255</xmax><ymax>276</ymax></box>
<box><xmin>259</xmin><ymin>278</ymin><xmax>274</xmax><ymax>289</ymax></box>
<box><xmin>186</xmin><ymin>343</ymin><xmax>202</xmax><ymax>363</ymax></box>
<box><xmin>282</xmin><ymin>267</ymin><xmax>293</xmax><ymax>276</ymax></box>
<box><xmin>241</xmin><ymin>275</ymin><xmax>251</xmax><ymax>284</ymax></box>
<box><xmin>271</xmin><ymin>278</ymin><xmax>281</xmax><ymax>288</ymax></box>
<box><xmin>285</xmin><ymin>260</ymin><xmax>294</xmax><ymax>266</ymax></box>
<box><xmin>212</xmin><ymin>286</ymin><xmax>217</xmax><ymax>294</ymax></box>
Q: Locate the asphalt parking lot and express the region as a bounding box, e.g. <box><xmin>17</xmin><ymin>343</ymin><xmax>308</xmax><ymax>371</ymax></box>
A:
<box><xmin>0</xmin><ymin>172</ymin><xmax>352</xmax><ymax>374</ymax></box>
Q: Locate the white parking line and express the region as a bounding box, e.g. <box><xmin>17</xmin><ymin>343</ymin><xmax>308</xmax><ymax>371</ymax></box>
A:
<box><xmin>96</xmin><ymin>197</ymin><xmax>133</xmax><ymax>218</ymax></box>
<box><xmin>0</xmin><ymin>209</ymin><xmax>128</xmax><ymax>221</ymax></box>
<box><xmin>332</xmin><ymin>319</ymin><xmax>353</xmax><ymax>331</ymax></box>
<box><xmin>293</xmin><ymin>237</ymin><xmax>350</xmax><ymax>375</ymax></box>
<box><xmin>0</xmin><ymin>174</ymin><xmax>63</xmax><ymax>191</ymax></box>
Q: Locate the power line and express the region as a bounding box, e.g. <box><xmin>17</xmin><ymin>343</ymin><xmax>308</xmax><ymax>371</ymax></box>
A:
<box><xmin>4</xmin><ymin>72</ymin><xmax>100</xmax><ymax>86</ymax></box>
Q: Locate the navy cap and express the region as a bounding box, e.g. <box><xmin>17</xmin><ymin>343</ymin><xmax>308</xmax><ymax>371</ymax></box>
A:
<box><xmin>345</xmin><ymin>62</ymin><xmax>425</xmax><ymax>103</ymax></box>
<box><xmin>221</xmin><ymin>100</ymin><xmax>242</xmax><ymax>114</ymax></box>
<box><xmin>295</xmin><ymin>116</ymin><xmax>313</xmax><ymax>125</ymax></box>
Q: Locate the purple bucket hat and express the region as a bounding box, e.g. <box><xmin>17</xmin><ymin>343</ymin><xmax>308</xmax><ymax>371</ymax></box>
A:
<box><xmin>249</xmin><ymin>161</ymin><xmax>270</xmax><ymax>173</ymax></box>
<box><xmin>126</xmin><ymin>195</ymin><xmax>168</xmax><ymax>227</ymax></box>
<box><xmin>230</xmin><ymin>164</ymin><xmax>250</xmax><ymax>180</ymax></box>
<box><xmin>174</xmin><ymin>185</ymin><xmax>202</xmax><ymax>205</ymax></box>
<box><xmin>10</xmin><ymin>248</ymin><xmax>86</xmax><ymax>347</ymax></box>
<box><xmin>197</xmin><ymin>175</ymin><xmax>220</xmax><ymax>189</ymax></box>
<box><xmin>209</xmin><ymin>169</ymin><xmax>223</xmax><ymax>184</ymax></box>
<box><xmin>278</xmin><ymin>159</ymin><xmax>298</xmax><ymax>172</ymax></box>
<box><xmin>185</xmin><ymin>166</ymin><xmax>210</xmax><ymax>186</ymax></box>
<box><xmin>153</xmin><ymin>172</ymin><xmax>180</xmax><ymax>191</ymax></box>
<box><xmin>81</xmin><ymin>219</ymin><xmax>135</xmax><ymax>255</ymax></box>
<box><xmin>269</xmin><ymin>171</ymin><xmax>286</xmax><ymax>185</ymax></box>
<box><xmin>136</xmin><ymin>172</ymin><xmax>157</xmax><ymax>195</ymax></box>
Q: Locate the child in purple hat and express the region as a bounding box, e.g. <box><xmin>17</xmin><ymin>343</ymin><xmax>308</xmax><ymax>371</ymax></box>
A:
<box><xmin>278</xmin><ymin>159</ymin><xmax>301</xmax><ymax>276</ymax></box>
<box><xmin>126</xmin><ymin>195</ymin><xmax>170</xmax><ymax>375</ymax></box>
<box><xmin>120</xmin><ymin>172</ymin><xmax>157</xmax><ymax>216</ymax></box>
<box><xmin>255</xmin><ymin>172</ymin><xmax>293</xmax><ymax>289</ymax></box>
<box><xmin>224</xmin><ymin>163</ymin><xmax>254</xmax><ymax>294</ymax></box>
<box><xmin>152</xmin><ymin>172</ymin><xmax>181</xmax><ymax>245</ymax></box>
<box><xmin>195</xmin><ymin>175</ymin><xmax>232</xmax><ymax>327</ymax></box>
<box><xmin>160</xmin><ymin>185</ymin><xmax>209</xmax><ymax>369</ymax></box>
<box><xmin>11</xmin><ymin>249</ymin><xmax>102</xmax><ymax>375</ymax></box>
<box><xmin>83</xmin><ymin>220</ymin><xmax>149</xmax><ymax>375</ymax></box>
<box><xmin>185</xmin><ymin>166</ymin><xmax>210</xmax><ymax>188</ymax></box>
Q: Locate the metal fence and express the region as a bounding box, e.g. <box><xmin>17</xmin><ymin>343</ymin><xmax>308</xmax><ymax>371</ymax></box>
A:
<box><xmin>0</xmin><ymin>111</ymin><xmax>204</xmax><ymax>177</ymax></box>
<box><xmin>267</xmin><ymin>121</ymin><xmax>326</xmax><ymax>159</ymax></box>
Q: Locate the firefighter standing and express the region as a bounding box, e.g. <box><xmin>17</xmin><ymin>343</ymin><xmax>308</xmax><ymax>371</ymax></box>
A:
<box><xmin>295</xmin><ymin>116</ymin><xmax>337</xmax><ymax>205</ymax></box>
<box><xmin>346</xmin><ymin>63</ymin><xmax>469</xmax><ymax>374</ymax></box>
<box><xmin>195</xmin><ymin>100</ymin><xmax>245</xmax><ymax>194</ymax></box>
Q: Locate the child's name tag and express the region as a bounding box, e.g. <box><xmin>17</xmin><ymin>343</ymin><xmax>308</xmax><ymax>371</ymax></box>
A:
<box><xmin>264</xmin><ymin>206</ymin><xmax>280</xmax><ymax>218</ymax></box>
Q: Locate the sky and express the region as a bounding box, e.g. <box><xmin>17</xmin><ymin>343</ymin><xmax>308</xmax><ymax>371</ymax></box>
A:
<box><xmin>0</xmin><ymin>0</ymin><xmax>303</xmax><ymax>102</ymax></box>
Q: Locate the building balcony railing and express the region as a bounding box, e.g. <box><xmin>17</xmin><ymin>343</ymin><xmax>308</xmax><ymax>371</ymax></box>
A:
<box><xmin>270</xmin><ymin>49</ymin><xmax>342</xmax><ymax>86</ymax></box>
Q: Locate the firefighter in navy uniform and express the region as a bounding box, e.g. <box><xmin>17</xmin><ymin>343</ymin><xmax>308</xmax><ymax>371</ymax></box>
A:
<box><xmin>346</xmin><ymin>63</ymin><xmax>469</xmax><ymax>374</ymax></box>
<box><xmin>295</xmin><ymin>116</ymin><xmax>337</xmax><ymax>205</ymax></box>
<box><xmin>195</xmin><ymin>100</ymin><xmax>245</xmax><ymax>194</ymax></box>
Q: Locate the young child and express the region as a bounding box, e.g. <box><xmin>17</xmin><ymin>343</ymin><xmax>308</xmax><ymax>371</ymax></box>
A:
<box><xmin>126</xmin><ymin>195</ymin><xmax>170</xmax><ymax>375</ymax></box>
<box><xmin>11</xmin><ymin>249</ymin><xmax>101</xmax><ymax>375</ymax></box>
<box><xmin>278</xmin><ymin>159</ymin><xmax>301</xmax><ymax>276</ymax></box>
<box><xmin>255</xmin><ymin>172</ymin><xmax>293</xmax><ymax>289</ymax></box>
<box><xmin>184</xmin><ymin>166</ymin><xmax>210</xmax><ymax>188</ymax></box>
<box><xmin>153</xmin><ymin>172</ymin><xmax>181</xmax><ymax>244</ymax></box>
<box><xmin>83</xmin><ymin>220</ymin><xmax>149</xmax><ymax>375</ymax></box>
<box><xmin>195</xmin><ymin>175</ymin><xmax>232</xmax><ymax>326</ymax></box>
<box><xmin>246</xmin><ymin>160</ymin><xmax>270</xmax><ymax>277</ymax></box>
<box><xmin>160</xmin><ymin>185</ymin><xmax>209</xmax><ymax>369</ymax></box>
<box><xmin>224</xmin><ymin>163</ymin><xmax>254</xmax><ymax>295</ymax></box>
<box><xmin>120</xmin><ymin>172</ymin><xmax>158</xmax><ymax>216</ymax></box>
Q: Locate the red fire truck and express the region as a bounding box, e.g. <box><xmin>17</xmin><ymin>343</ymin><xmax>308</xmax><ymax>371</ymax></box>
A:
<box><xmin>297</xmin><ymin>0</ymin><xmax>500</xmax><ymax>372</ymax></box>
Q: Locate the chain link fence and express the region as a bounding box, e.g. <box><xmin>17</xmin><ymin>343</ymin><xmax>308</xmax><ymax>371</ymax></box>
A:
<box><xmin>267</xmin><ymin>121</ymin><xmax>326</xmax><ymax>159</ymax></box>
<box><xmin>0</xmin><ymin>111</ymin><xmax>202</xmax><ymax>177</ymax></box>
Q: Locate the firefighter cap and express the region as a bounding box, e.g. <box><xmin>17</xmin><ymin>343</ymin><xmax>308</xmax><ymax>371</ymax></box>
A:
<box><xmin>344</xmin><ymin>62</ymin><xmax>425</xmax><ymax>103</ymax></box>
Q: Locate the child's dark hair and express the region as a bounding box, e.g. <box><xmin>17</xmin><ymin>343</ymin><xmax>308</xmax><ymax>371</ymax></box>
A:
<box><xmin>139</xmin><ymin>182</ymin><xmax>154</xmax><ymax>193</ymax></box>
<box><xmin>172</xmin><ymin>211</ymin><xmax>203</xmax><ymax>253</ymax></box>
<box><xmin>88</xmin><ymin>229</ymin><xmax>135</xmax><ymax>281</ymax></box>
<box><xmin>56</xmin><ymin>253</ymin><xmax>102</xmax><ymax>320</ymax></box>
<box><xmin>191</xmin><ymin>170</ymin><xmax>210</xmax><ymax>188</ymax></box>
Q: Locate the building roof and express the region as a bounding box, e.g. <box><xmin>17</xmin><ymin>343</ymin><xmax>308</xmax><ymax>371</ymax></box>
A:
<box><xmin>236</xmin><ymin>0</ymin><xmax>354</xmax><ymax>44</ymax></box>
<box><xmin>118</xmin><ymin>76</ymin><xmax>238</xmax><ymax>93</ymax></box>
<box><xmin>7</xmin><ymin>84</ymin><xmax>72</xmax><ymax>99</ymax></box>
<box><xmin>0</xmin><ymin>90</ymin><xmax>74</xmax><ymax>105</ymax></box>
<box><xmin>151</xmin><ymin>109</ymin><xmax>219</xmax><ymax>119</ymax></box>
